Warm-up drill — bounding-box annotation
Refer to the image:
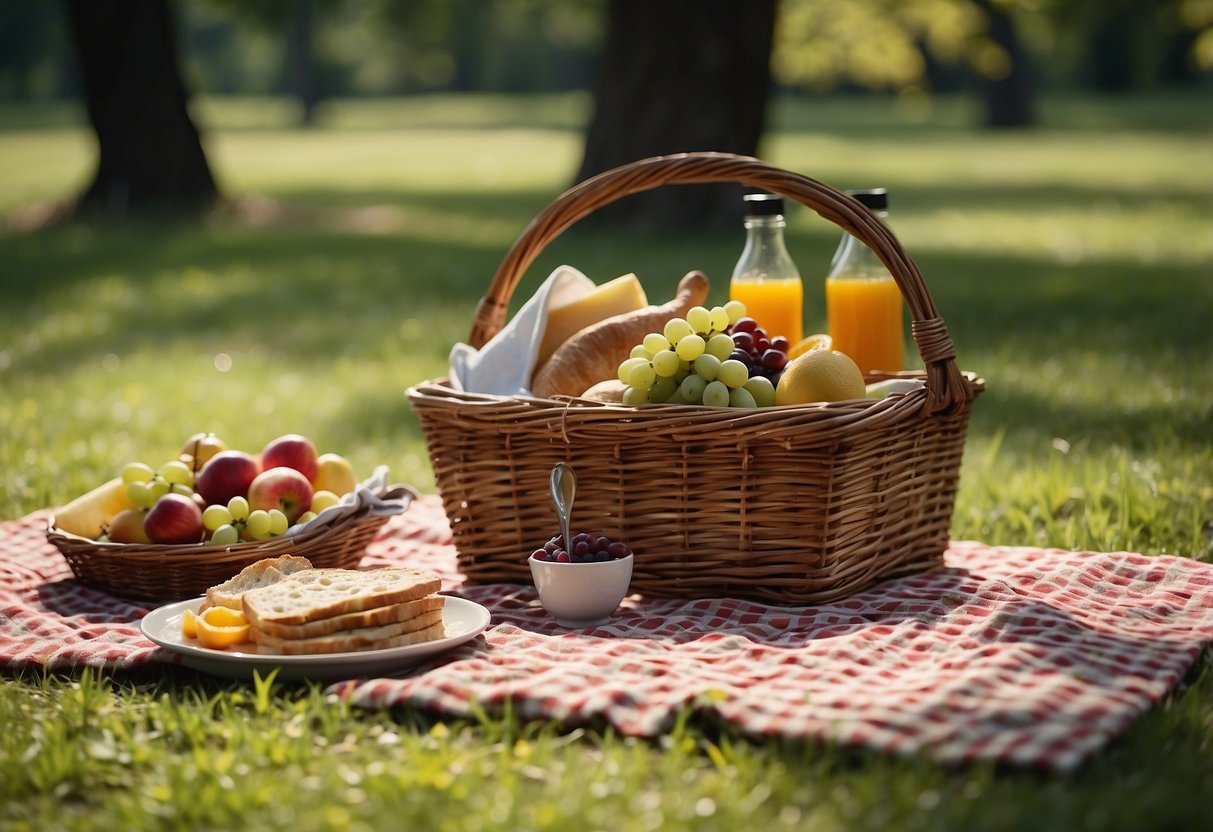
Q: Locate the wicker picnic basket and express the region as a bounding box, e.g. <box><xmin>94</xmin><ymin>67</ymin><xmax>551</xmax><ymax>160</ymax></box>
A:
<box><xmin>47</xmin><ymin>484</ymin><xmax>417</xmax><ymax>602</ymax></box>
<box><xmin>406</xmin><ymin>152</ymin><xmax>983</xmax><ymax>606</ymax></box>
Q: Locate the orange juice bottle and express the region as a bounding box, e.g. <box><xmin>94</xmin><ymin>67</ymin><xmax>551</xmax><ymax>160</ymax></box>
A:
<box><xmin>825</xmin><ymin>189</ymin><xmax>905</xmax><ymax>375</ymax></box>
<box><xmin>729</xmin><ymin>193</ymin><xmax>803</xmax><ymax>345</ymax></box>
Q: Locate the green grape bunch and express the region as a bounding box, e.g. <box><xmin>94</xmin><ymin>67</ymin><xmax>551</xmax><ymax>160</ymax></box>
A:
<box><xmin>615</xmin><ymin>300</ymin><xmax>779</xmax><ymax>408</ymax></box>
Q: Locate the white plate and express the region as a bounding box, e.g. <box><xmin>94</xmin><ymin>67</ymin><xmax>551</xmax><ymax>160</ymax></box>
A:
<box><xmin>140</xmin><ymin>595</ymin><xmax>491</xmax><ymax>681</ymax></box>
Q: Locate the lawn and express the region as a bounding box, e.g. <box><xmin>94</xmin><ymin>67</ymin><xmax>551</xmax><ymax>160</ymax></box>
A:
<box><xmin>1</xmin><ymin>90</ymin><xmax>1211</xmax><ymax>830</ymax></box>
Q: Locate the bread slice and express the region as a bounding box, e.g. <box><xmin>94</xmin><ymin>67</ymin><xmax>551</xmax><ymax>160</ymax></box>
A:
<box><xmin>241</xmin><ymin>566</ymin><xmax>442</xmax><ymax>628</ymax></box>
<box><xmin>251</xmin><ymin>595</ymin><xmax>445</xmax><ymax>640</ymax></box>
<box><xmin>250</xmin><ymin>611</ymin><xmax>446</xmax><ymax>655</ymax></box>
<box><xmin>204</xmin><ymin>555</ymin><xmax>314</xmax><ymax>611</ymax></box>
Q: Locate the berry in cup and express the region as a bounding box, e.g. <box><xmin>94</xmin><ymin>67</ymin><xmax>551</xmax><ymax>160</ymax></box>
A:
<box><xmin>531</xmin><ymin>532</ymin><xmax>632</xmax><ymax>564</ymax></box>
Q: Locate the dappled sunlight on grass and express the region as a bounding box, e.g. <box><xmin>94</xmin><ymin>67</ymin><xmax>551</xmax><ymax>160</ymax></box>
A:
<box><xmin>0</xmin><ymin>92</ymin><xmax>1209</xmax><ymax>562</ymax></box>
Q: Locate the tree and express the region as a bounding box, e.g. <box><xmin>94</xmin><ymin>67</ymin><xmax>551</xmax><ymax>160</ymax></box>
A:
<box><xmin>575</xmin><ymin>0</ymin><xmax>778</xmax><ymax>228</ymax></box>
<box><xmin>971</xmin><ymin>0</ymin><xmax>1035</xmax><ymax>127</ymax></box>
<box><xmin>774</xmin><ymin>0</ymin><xmax>1039</xmax><ymax>128</ymax></box>
<box><xmin>65</xmin><ymin>0</ymin><xmax>217</xmax><ymax>218</ymax></box>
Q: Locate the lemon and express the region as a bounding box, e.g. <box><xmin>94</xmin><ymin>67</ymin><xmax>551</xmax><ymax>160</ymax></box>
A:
<box><xmin>787</xmin><ymin>332</ymin><xmax>833</xmax><ymax>360</ymax></box>
<box><xmin>775</xmin><ymin>350</ymin><xmax>866</xmax><ymax>405</ymax></box>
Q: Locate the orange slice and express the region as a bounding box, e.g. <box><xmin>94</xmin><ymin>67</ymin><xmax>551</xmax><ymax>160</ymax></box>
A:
<box><xmin>195</xmin><ymin>606</ymin><xmax>251</xmax><ymax>649</ymax></box>
<box><xmin>787</xmin><ymin>333</ymin><xmax>833</xmax><ymax>360</ymax></box>
<box><xmin>200</xmin><ymin>606</ymin><xmax>247</xmax><ymax>627</ymax></box>
<box><xmin>181</xmin><ymin>608</ymin><xmax>199</xmax><ymax>640</ymax></box>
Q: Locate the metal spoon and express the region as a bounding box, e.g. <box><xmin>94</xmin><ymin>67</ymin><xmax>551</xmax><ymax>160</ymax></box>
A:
<box><xmin>549</xmin><ymin>462</ymin><xmax>576</xmax><ymax>549</ymax></box>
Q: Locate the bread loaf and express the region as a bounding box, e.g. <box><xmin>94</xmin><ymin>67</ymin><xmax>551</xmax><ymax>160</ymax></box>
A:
<box><xmin>203</xmin><ymin>555</ymin><xmax>314</xmax><ymax>611</ymax></box>
<box><xmin>580</xmin><ymin>378</ymin><xmax>627</xmax><ymax>402</ymax></box>
<box><xmin>530</xmin><ymin>271</ymin><xmax>710</xmax><ymax>399</ymax></box>
<box><xmin>241</xmin><ymin>566</ymin><xmax>442</xmax><ymax>627</ymax></box>
<box><xmin>250</xmin><ymin>594</ymin><xmax>445</xmax><ymax>640</ymax></box>
<box><xmin>252</xmin><ymin>615</ymin><xmax>447</xmax><ymax>655</ymax></box>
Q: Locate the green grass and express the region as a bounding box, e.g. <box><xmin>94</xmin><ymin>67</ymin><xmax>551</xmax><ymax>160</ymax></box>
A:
<box><xmin>2</xmin><ymin>91</ymin><xmax>1211</xmax><ymax>829</ymax></box>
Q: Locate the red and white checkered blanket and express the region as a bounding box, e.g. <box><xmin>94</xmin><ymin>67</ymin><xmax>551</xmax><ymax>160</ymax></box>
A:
<box><xmin>3</xmin><ymin>496</ymin><xmax>1211</xmax><ymax>772</ymax></box>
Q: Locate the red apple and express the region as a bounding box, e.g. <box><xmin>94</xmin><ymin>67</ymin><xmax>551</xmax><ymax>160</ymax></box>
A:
<box><xmin>195</xmin><ymin>450</ymin><xmax>259</xmax><ymax>506</ymax></box>
<box><xmin>260</xmin><ymin>434</ymin><xmax>318</xmax><ymax>482</ymax></box>
<box><xmin>248</xmin><ymin>466</ymin><xmax>314</xmax><ymax>523</ymax></box>
<box><xmin>107</xmin><ymin>508</ymin><xmax>152</xmax><ymax>544</ymax></box>
<box><xmin>143</xmin><ymin>493</ymin><xmax>204</xmax><ymax>544</ymax></box>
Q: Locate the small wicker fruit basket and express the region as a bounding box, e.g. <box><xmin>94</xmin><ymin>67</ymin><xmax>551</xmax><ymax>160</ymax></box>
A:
<box><xmin>407</xmin><ymin>152</ymin><xmax>984</xmax><ymax>606</ymax></box>
<box><xmin>47</xmin><ymin>484</ymin><xmax>417</xmax><ymax>602</ymax></box>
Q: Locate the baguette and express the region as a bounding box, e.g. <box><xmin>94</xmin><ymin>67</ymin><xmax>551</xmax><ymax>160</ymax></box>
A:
<box><xmin>251</xmin><ymin>595</ymin><xmax>445</xmax><ymax>640</ymax></box>
<box><xmin>530</xmin><ymin>270</ymin><xmax>711</xmax><ymax>399</ymax></box>
<box><xmin>252</xmin><ymin>614</ymin><xmax>446</xmax><ymax>656</ymax></box>
<box><xmin>241</xmin><ymin>566</ymin><xmax>442</xmax><ymax>627</ymax></box>
<box><xmin>203</xmin><ymin>555</ymin><xmax>314</xmax><ymax>611</ymax></box>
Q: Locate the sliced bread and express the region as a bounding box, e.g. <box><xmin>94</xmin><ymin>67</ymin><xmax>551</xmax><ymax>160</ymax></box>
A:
<box><xmin>241</xmin><ymin>566</ymin><xmax>442</xmax><ymax>628</ymax></box>
<box><xmin>251</xmin><ymin>595</ymin><xmax>446</xmax><ymax>640</ymax></box>
<box><xmin>204</xmin><ymin>555</ymin><xmax>314</xmax><ymax>611</ymax></box>
<box><xmin>250</xmin><ymin>611</ymin><xmax>446</xmax><ymax>655</ymax></box>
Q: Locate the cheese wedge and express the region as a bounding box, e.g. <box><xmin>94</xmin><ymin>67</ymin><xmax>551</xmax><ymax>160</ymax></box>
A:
<box><xmin>536</xmin><ymin>273</ymin><xmax>647</xmax><ymax>370</ymax></box>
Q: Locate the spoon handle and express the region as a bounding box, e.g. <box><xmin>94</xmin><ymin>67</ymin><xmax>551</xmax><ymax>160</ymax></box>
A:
<box><xmin>550</xmin><ymin>463</ymin><xmax>576</xmax><ymax>549</ymax></box>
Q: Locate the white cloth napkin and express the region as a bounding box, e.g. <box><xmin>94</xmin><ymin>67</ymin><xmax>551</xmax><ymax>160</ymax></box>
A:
<box><xmin>447</xmin><ymin>265</ymin><xmax>596</xmax><ymax>397</ymax></box>
<box><xmin>284</xmin><ymin>465</ymin><xmax>410</xmax><ymax>537</ymax></box>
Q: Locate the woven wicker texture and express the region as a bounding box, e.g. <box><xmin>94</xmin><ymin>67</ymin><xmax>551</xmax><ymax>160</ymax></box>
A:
<box><xmin>407</xmin><ymin>152</ymin><xmax>983</xmax><ymax>605</ymax></box>
<box><xmin>47</xmin><ymin>485</ymin><xmax>416</xmax><ymax>601</ymax></box>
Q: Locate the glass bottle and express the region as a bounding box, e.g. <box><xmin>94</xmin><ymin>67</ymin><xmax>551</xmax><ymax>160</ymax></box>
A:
<box><xmin>825</xmin><ymin>188</ymin><xmax>905</xmax><ymax>375</ymax></box>
<box><xmin>729</xmin><ymin>193</ymin><xmax>804</xmax><ymax>345</ymax></box>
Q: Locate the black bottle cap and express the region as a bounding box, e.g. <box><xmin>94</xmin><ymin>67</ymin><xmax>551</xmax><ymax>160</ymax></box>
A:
<box><xmin>846</xmin><ymin>188</ymin><xmax>888</xmax><ymax>210</ymax></box>
<box><xmin>742</xmin><ymin>192</ymin><xmax>785</xmax><ymax>216</ymax></box>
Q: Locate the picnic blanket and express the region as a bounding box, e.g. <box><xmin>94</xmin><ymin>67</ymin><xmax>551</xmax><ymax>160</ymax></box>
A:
<box><xmin>3</xmin><ymin>496</ymin><xmax>1211</xmax><ymax>772</ymax></box>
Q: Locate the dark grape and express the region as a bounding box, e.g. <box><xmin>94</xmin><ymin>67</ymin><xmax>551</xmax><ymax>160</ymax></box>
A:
<box><xmin>755</xmin><ymin>338</ymin><xmax>771</xmax><ymax>353</ymax></box>
<box><xmin>770</xmin><ymin>336</ymin><xmax>790</xmax><ymax>352</ymax></box>
<box><xmin>762</xmin><ymin>349</ymin><xmax>788</xmax><ymax>371</ymax></box>
<box><xmin>753</xmin><ymin>327</ymin><xmax>768</xmax><ymax>342</ymax></box>
<box><xmin>729</xmin><ymin>349</ymin><xmax>754</xmax><ymax>366</ymax></box>
<box><xmin>732</xmin><ymin>317</ymin><xmax>758</xmax><ymax>334</ymax></box>
<box><xmin>731</xmin><ymin>331</ymin><xmax>754</xmax><ymax>352</ymax></box>
<box><xmin>533</xmin><ymin>531</ymin><xmax>633</xmax><ymax>563</ymax></box>
<box><xmin>748</xmin><ymin>363</ymin><xmax>766</xmax><ymax>378</ymax></box>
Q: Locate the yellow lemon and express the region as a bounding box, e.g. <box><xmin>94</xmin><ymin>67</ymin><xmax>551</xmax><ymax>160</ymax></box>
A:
<box><xmin>775</xmin><ymin>350</ymin><xmax>866</xmax><ymax>405</ymax></box>
<box><xmin>787</xmin><ymin>332</ymin><xmax>833</xmax><ymax>360</ymax></box>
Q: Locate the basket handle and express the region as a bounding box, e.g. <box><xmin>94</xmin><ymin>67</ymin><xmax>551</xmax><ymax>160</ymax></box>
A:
<box><xmin>470</xmin><ymin>152</ymin><xmax>970</xmax><ymax>414</ymax></box>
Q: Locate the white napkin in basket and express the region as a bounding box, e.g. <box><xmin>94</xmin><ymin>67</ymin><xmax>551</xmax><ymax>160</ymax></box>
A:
<box><xmin>448</xmin><ymin>265</ymin><xmax>596</xmax><ymax>397</ymax></box>
<box><xmin>283</xmin><ymin>465</ymin><xmax>410</xmax><ymax>537</ymax></box>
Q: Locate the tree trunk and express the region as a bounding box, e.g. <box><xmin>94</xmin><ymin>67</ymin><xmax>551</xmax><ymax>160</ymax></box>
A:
<box><xmin>65</xmin><ymin>0</ymin><xmax>217</xmax><ymax>217</ymax></box>
<box><xmin>288</xmin><ymin>0</ymin><xmax>319</xmax><ymax>126</ymax></box>
<box><xmin>972</xmin><ymin>0</ymin><xmax>1036</xmax><ymax>128</ymax></box>
<box><xmin>576</xmin><ymin>0</ymin><xmax>776</xmax><ymax>228</ymax></box>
